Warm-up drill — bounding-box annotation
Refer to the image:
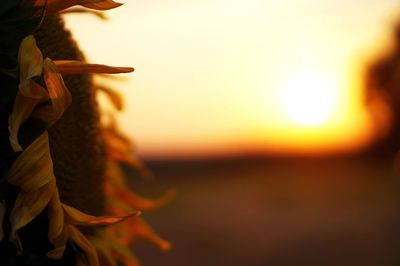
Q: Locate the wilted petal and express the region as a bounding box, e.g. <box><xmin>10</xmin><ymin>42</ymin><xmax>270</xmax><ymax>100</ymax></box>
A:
<box><xmin>46</xmin><ymin>0</ymin><xmax>122</xmax><ymax>14</ymax></box>
<box><xmin>17</xmin><ymin>35</ymin><xmax>43</xmax><ymax>97</ymax></box>
<box><xmin>55</xmin><ymin>60</ymin><xmax>134</xmax><ymax>75</ymax></box>
<box><xmin>63</xmin><ymin>204</ymin><xmax>140</xmax><ymax>226</ymax></box>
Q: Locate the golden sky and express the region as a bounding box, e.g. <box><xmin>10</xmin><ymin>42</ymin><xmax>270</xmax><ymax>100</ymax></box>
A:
<box><xmin>64</xmin><ymin>0</ymin><xmax>400</xmax><ymax>159</ymax></box>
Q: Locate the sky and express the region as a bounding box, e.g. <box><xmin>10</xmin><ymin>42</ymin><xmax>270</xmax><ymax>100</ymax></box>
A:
<box><xmin>64</xmin><ymin>0</ymin><xmax>400</xmax><ymax>159</ymax></box>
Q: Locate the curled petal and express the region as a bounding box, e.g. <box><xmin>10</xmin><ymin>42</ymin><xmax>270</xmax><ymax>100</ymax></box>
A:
<box><xmin>63</xmin><ymin>204</ymin><xmax>141</xmax><ymax>226</ymax></box>
<box><xmin>54</xmin><ymin>60</ymin><xmax>134</xmax><ymax>75</ymax></box>
<box><xmin>17</xmin><ymin>35</ymin><xmax>43</xmax><ymax>97</ymax></box>
<box><xmin>7</xmin><ymin>132</ymin><xmax>54</xmax><ymax>191</ymax></box>
<box><xmin>31</xmin><ymin>58</ymin><xmax>72</xmax><ymax>124</ymax></box>
<box><xmin>8</xmin><ymin>81</ymin><xmax>48</xmax><ymax>152</ymax></box>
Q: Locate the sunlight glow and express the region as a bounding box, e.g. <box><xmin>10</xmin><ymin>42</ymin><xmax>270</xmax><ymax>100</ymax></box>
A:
<box><xmin>63</xmin><ymin>0</ymin><xmax>399</xmax><ymax>158</ymax></box>
<box><xmin>281</xmin><ymin>73</ymin><xmax>336</xmax><ymax>126</ymax></box>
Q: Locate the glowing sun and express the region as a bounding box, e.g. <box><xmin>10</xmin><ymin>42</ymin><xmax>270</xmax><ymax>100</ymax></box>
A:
<box><xmin>281</xmin><ymin>73</ymin><xmax>336</xmax><ymax>126</ymax></box>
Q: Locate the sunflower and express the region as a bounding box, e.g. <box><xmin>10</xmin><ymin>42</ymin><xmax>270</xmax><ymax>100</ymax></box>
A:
<box><xmin>0</xmin><ymin>1</ymin><xmax>172</xmax><ymax>265</ymax></box>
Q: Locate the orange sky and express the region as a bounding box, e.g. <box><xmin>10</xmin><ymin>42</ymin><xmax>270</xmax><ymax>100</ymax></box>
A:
<box><xmin>64</xmin><ymin>0</ymin><xmax>400</xmax><ymax>159</ymax></box>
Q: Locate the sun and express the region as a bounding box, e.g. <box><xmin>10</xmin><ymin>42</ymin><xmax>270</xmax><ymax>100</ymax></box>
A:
<box><xmin>281</xmin><ymin>72</ymin><xmax>336</xmax><ymax>126</ymax></box>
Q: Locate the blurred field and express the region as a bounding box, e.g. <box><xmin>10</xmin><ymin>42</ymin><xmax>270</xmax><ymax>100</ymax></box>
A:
<box><xmin>126</xmin><ymin>156</ymin><xmax>400</xmax><ymax>266</ymax></box>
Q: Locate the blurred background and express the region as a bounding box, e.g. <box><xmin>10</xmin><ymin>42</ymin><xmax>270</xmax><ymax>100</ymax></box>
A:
<box><xmin>64</xmin><ymin>1</ymin><xmax>400</xmax><ymax>265</ymax></box>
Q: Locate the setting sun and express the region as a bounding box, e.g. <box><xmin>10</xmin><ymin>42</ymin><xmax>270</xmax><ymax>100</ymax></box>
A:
<box><xmin>63</xmin><ymin>0</ymin><xmax>399</xmax><ymax>157</ymax></box>
<box><xmin>281</xmin><ymin>73</ymin><xmax>336</xmax><ymax>126</ymax></box>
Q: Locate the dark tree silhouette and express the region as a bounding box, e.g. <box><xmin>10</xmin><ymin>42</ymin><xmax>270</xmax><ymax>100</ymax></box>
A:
<box><xmin>365</xmin><ymin>21</ymin><xmax>400</xmax><ymax>157</ymax></box>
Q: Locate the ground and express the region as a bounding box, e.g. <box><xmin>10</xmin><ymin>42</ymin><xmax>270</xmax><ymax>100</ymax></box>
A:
<box><xmin>126</xmin><ymin>155</ymin><xmax>400</xmax><ymax>266</ymax></box>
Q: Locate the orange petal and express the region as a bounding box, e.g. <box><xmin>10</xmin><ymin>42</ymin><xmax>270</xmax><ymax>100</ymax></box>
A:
<box><xmin>8</xmin><ymin>81</ymin><xmax>48</xmax><ymax>152</ymax></box>
<box><xmin>31</xmin><ymin>58</ymin><xmax>72</xmax><ymax>124</ymax></box>
<box><xmin>46</xmin><ymin>0</ymin><xmax>122</xmax><ymax>14</ymax></box>
<box><xmin>54</xmin><ymin>60</ymin><xmax>134</xmax><ymax>75</ymax></box>
<box><xmin>17</xmin><ymin>35</ymin><xmax>43</xmax><ymax>97</ymax></box>
<box><xmin>66</xmin><ymin>224</ymin><xmax>99</xmax><ymax>266</ymax></box>
<box><xmin>63</xmin><ymin>204</ymin><xmax>141</xmax><ymax>226</ymax></box>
